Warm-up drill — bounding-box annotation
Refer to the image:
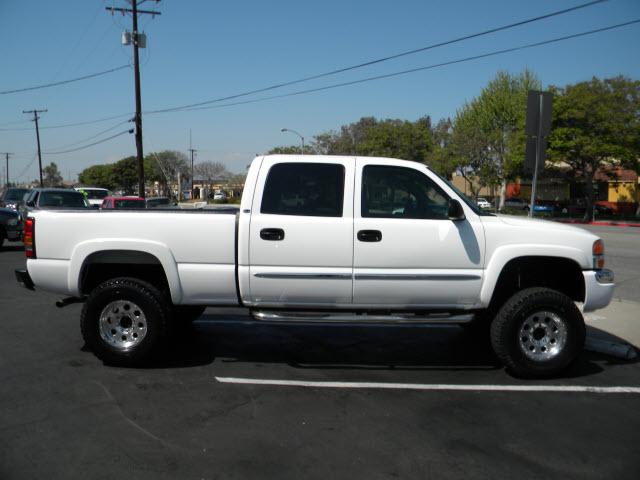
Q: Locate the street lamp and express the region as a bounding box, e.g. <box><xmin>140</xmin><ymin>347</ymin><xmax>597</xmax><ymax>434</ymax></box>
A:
<box><xmin>280</xmin><ymin>128</ymin><xmax>305</xmax><ymax>154</ymax></box>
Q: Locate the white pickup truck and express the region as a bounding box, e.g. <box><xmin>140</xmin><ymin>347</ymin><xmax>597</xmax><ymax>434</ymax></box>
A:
<box><xmin>16</xmin><ymin>155</ymin><xmax>615</xmax><ymax>377</ymax></box>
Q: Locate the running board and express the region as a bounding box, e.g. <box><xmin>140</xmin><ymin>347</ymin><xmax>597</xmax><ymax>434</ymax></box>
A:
<box><xmin>251</xmin><ymin>311</ymin><xmax>475</xmax><ymax>324</ymax></box>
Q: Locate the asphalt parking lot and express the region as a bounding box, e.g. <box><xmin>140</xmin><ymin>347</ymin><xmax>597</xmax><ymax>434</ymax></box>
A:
<box><xmin>1</xmin><ymin>224</ymin><xmax>639</xmax><ymax>479</ymax></box>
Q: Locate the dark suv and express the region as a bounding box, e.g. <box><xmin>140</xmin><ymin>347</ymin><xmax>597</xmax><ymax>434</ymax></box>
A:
<box><xmin>0</xmin><ymin>208</ymin><xmax>22</xmax><ymax>248</ymax></box>
<box><xmin>20</xmin><ymin>188</ymin><xmax>90</xmax><ymax>220</ymax></box>
<box><xmin>0</xmin><ymin>187</ymin><xmax>30</xmax><ymax>211</ymax></box>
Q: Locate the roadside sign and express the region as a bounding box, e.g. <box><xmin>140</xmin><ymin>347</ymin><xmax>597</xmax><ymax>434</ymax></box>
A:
<box><xmin>525</xmin><ymin>90</ymin><xmax>553</xmax><ymax>218</ymax></box>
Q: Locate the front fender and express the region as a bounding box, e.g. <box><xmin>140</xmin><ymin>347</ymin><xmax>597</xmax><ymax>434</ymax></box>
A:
<box><xmin>480</xmin><ymin>244</ymin><xmax>590</xmax><ymax>307</ymax></box>
<box><xmin>68</xmin><ymin>238</ymin><xmax>183</xmax><ymax>304</ymax></box>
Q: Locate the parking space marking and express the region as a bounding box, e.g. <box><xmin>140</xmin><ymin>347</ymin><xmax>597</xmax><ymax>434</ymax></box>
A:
<box><xmin>215</xmin><ymin>377</ymin><xmax>640</xmax><ymax>394</ymax></box>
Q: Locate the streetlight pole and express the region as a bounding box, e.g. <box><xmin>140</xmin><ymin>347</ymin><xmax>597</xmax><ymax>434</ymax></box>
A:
<box><xmin>281</xmin><ymin>128</ymin><xmax>305</xmax><ymax>154</ymax></box>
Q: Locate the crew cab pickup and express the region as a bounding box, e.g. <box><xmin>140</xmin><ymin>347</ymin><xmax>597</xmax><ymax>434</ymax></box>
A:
<box><xmin>16</xmin><ymin>155</ymin><xmax>615</xmax><ymax>377</ymax></box>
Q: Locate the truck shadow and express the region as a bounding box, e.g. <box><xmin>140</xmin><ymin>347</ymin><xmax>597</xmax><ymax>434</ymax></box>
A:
<box><xmin>152</xmin><ymin>313</ymin><xmax>613</xmax><ymax>379</ymax></box>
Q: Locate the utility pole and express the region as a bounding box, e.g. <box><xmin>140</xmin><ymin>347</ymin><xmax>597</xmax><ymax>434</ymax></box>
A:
<box><xmin>106</xmin><ymin>1</ymin><xmax>161</xmax><ymax>198</ymax></box>
<box><xmin>188</xmin><ymin>130</ymin><xmax>197</xmax><ymax>200</ymax></box>
<box><xmin>23</xmin><ymin>109</ymin><xmax>47</xmax><ymax>187</ymax></box>
<box><xmin>1</xmin><ymin>153</ymin><xmax>13</xmax><ymax>187</ymax></box>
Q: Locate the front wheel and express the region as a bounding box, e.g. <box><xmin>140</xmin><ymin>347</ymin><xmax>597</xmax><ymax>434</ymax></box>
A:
<box><xmin>81</xmin><ymin>277</ymin><xmax>172</xmax><ymax>366</ymax></box>
<box><xmin>490</xmin><ymin>287</ymin><xmax>585</xmax><ymax>378</ymax></box>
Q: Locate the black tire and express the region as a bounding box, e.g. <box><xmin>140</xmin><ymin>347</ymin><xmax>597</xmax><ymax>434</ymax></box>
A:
<box><xmin>172</xmin><ymin>305</ymin><xmax>206</xmax><ymax>324</ymax></box>
<box><xmin>80</xmin><ymin>277</ymin><xmax>172</xmax><ymax>366</ymax></box>
<box><xmin>490</xmin><ymin>287</ymin><xmax>585</xmax><ymax>378</ymax></box>
<box><xmin>0</xmin><ymin>229</ymin><xmax>5</xmax><ymax>249</ymax></box>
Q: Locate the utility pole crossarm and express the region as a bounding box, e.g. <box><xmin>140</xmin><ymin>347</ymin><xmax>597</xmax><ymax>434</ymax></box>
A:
<box><xmin>105</xmin><ymin>7</ymin><xmax>161</xmax><ymax>16</ymax></box>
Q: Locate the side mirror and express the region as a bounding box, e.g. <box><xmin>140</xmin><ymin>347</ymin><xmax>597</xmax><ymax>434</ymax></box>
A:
<box><xmin>448</xmin><ymin>199</ymin><xmax>466</xmax><ymax>221</ymax></box>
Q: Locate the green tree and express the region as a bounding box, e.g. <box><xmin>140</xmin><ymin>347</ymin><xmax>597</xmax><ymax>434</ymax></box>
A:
<box><xmin>450</xmin><ymin>70</ymin><xmax>541</xmax><ymax>207</ymax></box>
<box><xmin>427</xmin><ymin>117</ymin><xmax>456</xmax><ymax>177</ymax></box>
<box><xmin>78</xmin><ymin>164</ymin><xmax>116</xmax><ymax>190</ymax></box>
<box><xmin>146</xmin><ymin>150</ymin><xmax>190</xmax><ymax>196</ymax></box>
<box><xmin>112</xmin><ymin>156</ymin><xmax>139</xmax><ymax>194</ymax></box>
<box><xmin>309</xmin><ymin>116</ymin><xmax>433</xmax><ymax>161</ymax></box>
<box><xmin>43</xmin><ymin>162</ymin><xmax>63</xmax><ymax>187</ymax></box>
<box><xmin>547</xmin><ymin>76</ymin><xmax>640</xmax><ymax>220</ymax></box>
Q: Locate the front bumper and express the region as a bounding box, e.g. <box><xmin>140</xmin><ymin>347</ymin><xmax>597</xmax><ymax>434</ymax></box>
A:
<box><xmin>15</xmin><ymin>268</ymin><xmax>34</xmax><ymax>290</ymax></box>
<box><xmin>582</xmin><ymin>269</ymin><xmax>615</xmax><ymax>312</ymax></box>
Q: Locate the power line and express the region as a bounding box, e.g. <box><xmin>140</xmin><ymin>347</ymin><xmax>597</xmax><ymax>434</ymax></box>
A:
<box><xmin>164</xmin><ymin>19</ymin><xmax>640</xmax><ymax>115</ymax></box>
<box><xmin>0</xmin><ymin>112</ymin><xmax>132</xmax><ymax>132</ymax></box>
<box><xmin>43</xmin><ymin>129</ymin><xmax>134</xmax><ymax>155</ymax></box>
<box><xmin>44</xmin><ymin>120</ymin><xmax>131</xmax><ymax>151</ymax></box>
<box><xmin>0</xmin><ymin>65</ymin><xmax>130</xmax><ymax>95</ymax></box>
<box><xmin>0</xmin><ymin>0</ymin><xmax>609</xmax><ymax>132</ymax></box>
<box><xmin>146</xmin><ymin>0</ymin><xmax>608</xmax><ymax>114</ymax></box>
<box><xmin>14</xmin><ymin>154</ymin><xmax>37</xmax><ymax>182</ymax></box>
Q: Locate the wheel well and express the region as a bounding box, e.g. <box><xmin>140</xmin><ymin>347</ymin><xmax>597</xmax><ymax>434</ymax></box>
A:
<box><xmin>80</xmin><ymin>250</ymin><xmax>170</xmax><ymax>296</ymax></box>
<box><xmin>489</xmin><ymin>256</ymin><xmax>585</xmax><ymax>311</ymax></box>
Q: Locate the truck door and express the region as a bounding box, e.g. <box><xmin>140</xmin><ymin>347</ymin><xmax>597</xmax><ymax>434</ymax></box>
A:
<box><xmin>248</xmin><ymin>157</ymin><xmax>355</xmax><ymax>307</ymax></box>
<box><xmin>352</xmin><ymin>158</ymin><xmax>485</xmax><ymax>309</ymax></box>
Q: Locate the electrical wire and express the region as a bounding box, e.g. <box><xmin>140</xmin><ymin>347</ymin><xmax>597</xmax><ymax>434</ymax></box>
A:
<box><xmin>0</xmin><ymin>64</ymin><xmax>130</xmax><ymax>95</ymax></box>
<box><xmin>13</xmin><ymin>154</ymin><xmax>37</xmax><ymax>181</ymax></box>
<box><xmin>0</xmin><ymin>113</ymin><xmax>133</xmax><ymax>132</ymax></box>
<box><xmin>157</xmin><ymin>19</ymin><xmax>640</xmax><ymax>115</ymax></box>
<box><xmin>43</xmin><ymin>120</ymin><xmax>131</xmax><ymax>151</ymax></box>
<box><xmin>43</xmin><ymin>129</ymin><xmax>133</xmax><ymax>155</ymax></box>
<box><xmin>0</xmin><ymin>0</ymin><xmax>608</xmax><ymax>129</ymax></box>
<box><xmin>146</xmin><ymin>0</ymin><xmax>609</xmax><ymax>114</ymax></box>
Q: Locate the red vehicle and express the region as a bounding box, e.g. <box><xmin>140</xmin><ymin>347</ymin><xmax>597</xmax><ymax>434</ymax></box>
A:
<box><xmin>100</xmin><ymin>196</ymin><xmax>146</xmax><ymax>210</ymax></box>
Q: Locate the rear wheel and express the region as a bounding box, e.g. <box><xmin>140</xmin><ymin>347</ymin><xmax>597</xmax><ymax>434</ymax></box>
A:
<box><xmin>81</xmin><ymin>277</ymin><xmax>171</xmax><ymax>366</ymax></box>
<box><xmin>490</xmin><ymin>287</ymin><xmax>585</xmax><ymax>378</ymax></box>
<box><xmin>0</xmin><ymin>229</ymin><xmax>5</xmax><ymax>249</ymax></box>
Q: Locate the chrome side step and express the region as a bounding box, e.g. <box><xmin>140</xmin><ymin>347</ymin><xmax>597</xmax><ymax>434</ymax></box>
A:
<box><xmin>251</xmin><ymin>311</ymin><xmax>475</xmax><ymax>324</ymax></box>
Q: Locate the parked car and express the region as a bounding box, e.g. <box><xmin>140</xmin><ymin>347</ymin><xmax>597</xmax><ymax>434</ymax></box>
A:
<box><xmin>0</xmin><ymin>187</ymin><xmax>30</xmax><ymax>211</ymax></box>
<box><xmin>20</xmin><ymin>188</ymin><xmax>91</xmax><ymax>220</ymax></box>
<box><xmin>75</xmin><ymin>187</ymin><xmax>111</xmax><ymax>208</ymax></box>
<box><xmin>213</xmin><ymin>191</ymin><xmax>227</xmax><ymax>201</ymax></box>
<box><xmin>16</xmin><ymin>154</ymin><xmax>614</xmax><ymax>378</ymax></box>
<box><xmin>503</xmin><ymin>197</ymin><xmax>529</xmax><ymax>210</ymax></box>
<box><xmin>0</xmin><ymin>208</ymin><xmax>22</xmax><ymax>248</ymax></box>
<box><xmin>146</xmin><ymin>197</ymin><xmax>175</xmax><ymax>208</ymax></box>
<box><xmin>475</xmin><ymin>197</ymin><xmax>492</xmax><ymax>209</ymax></box>
<box><xmin>101</xmin><ymin>196</ymin><xmax>146</xmax><ymax>209</ymax></box>
<box><xmin>560</xmin><ymin>200</ymin><xmax>613</xmax><ymax>216</ymax></box>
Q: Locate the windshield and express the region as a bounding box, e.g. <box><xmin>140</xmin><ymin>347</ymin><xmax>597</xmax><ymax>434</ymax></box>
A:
<box><xmin>4</xmin><ymin>188</ymin><xmax>30</xmax><ymax>201</ymax></box>
<box><xmin>114</xmin><ymin>199</ymin><xmax>146</xmax><ymax>209</ymax></box>
<box><xmin>428</xmin><ymin>169</ymin><xmax>494</xmax><ymax>217</ymax></box>
<box><xmin>39</xmin><ymin>191</ymin><xmax>90</xmax><ymax>208</ymax></box>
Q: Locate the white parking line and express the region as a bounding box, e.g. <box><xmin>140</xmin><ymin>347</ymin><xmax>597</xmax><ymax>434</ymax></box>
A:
<box><xmin>214</xmin><ymin>377</ymin><xmax>640</xmax><ymax>394</ymax></box>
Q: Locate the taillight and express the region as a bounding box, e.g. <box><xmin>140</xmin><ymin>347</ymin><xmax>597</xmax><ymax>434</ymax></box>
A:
<box><xmin>592</xmin><ymin>239</ymin><xmax>604</xmax><ymax>269</ymax></box>
<box><xmin>24</xmin><ymin>217</ymin><xmax>36</xmax><ymax>258</ymax></box>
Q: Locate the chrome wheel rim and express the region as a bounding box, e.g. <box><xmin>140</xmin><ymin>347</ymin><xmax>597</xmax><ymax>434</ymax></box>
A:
<box><xmin>99</xmin><ymin>300</ymin><xmax>147</xmax><ymax>351</ymax></box>
<box><xmin>518</xmin><ymin>311</ymin><xmax>567</xmax><ymax>361</ymax></box>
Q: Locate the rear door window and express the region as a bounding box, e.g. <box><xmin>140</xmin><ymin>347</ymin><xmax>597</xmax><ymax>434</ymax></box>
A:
<box><xmin>261</xmin><ymin>163</ymin><xmax>345</xmax><ymax>217</ymax></box>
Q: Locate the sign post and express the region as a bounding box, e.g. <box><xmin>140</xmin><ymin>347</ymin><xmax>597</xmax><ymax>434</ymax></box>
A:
<box><xmin>524</xmin><ymin>90</ymin><xmax>552</xmax><ymax>218</ymax></box>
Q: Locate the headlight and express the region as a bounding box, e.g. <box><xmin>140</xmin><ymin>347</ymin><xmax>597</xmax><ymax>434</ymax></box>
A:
<box><xmin>593</xmin><ymin>239</ymin><xmax>605</xmax><ymax>269</ymax></box>
<box><xmin>7</xmin><ymin>218</ymin><xmax>18</xmax><ymax>226</ymax></box>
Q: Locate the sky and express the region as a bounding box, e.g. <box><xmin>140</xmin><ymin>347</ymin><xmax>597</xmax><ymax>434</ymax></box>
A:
<box><xmin>0</xmin><ymin>0</ymin><xmax>639</xmax><ymax>181</ymax></box>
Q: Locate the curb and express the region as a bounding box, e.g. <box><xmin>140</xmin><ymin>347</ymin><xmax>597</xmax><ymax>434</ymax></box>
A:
<box><xmin>553</xmin><ymin>219</ymin><xmax>640</xmax><ymax>228</ymax></box>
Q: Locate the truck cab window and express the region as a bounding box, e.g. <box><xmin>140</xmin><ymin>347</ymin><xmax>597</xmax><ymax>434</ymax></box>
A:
<box><xmin>362</xmin><ymin>165</ymin><xmax>449</xmax><ymax>219</ymax></box>
<box><xmin>261</xmin><ymin>163</ymin><xmax>345</xmax><ymax>217</ymax></box>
